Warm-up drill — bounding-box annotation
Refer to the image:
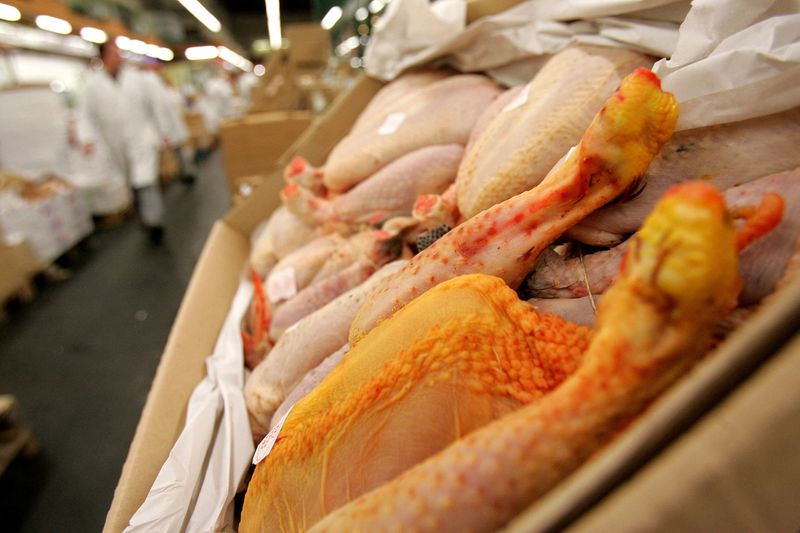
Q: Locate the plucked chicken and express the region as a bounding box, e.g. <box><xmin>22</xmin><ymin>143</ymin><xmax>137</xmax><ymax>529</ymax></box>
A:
<box><xmin>456</xmin><ymin>45</ymin><xmax>652</xmax><ymax>219</ymax></box>
<box><xmin>308</xmin><ymin>181</ymin><xmax>743</xmax><ymax>532</ymax></box>
<box><xmin>350</xmin><ymin>67</ymin><xmax>679</xmax><ymax>343</ymax></box>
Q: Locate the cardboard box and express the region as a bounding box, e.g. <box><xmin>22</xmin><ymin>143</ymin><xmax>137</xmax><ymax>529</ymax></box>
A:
<box><xmin>106</xmin><ymin>69</ymin><xmax>800</xmax><ymax>532</ymax></box>
<box><xmin>185</xmin><ymin>112</ymin><xmax>212</xmax><ymax>151</ymax></box>
<box><xmin>284</xmin><ymin>22</ymin><xmax>331</xmax><ymax>71</ymax></box>
<box><xmin>219</xmin><ymin>111</ymin><xmax>313</xmax><ymax>196</ymax></box>
<box><xmin>0</xmin><ymin>239</ymin><xmax>42</xmax><ymax>307</ymax></box>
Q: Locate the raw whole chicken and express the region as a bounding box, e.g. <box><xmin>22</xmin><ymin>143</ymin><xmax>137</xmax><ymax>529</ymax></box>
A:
<box><xmin>284</xmin><ymin>156</ymin><xmax>325</xmax><ymax>196</ymax></box>
<box><xmin>249</xmin><ymin>206</ymin><xmax>319</xmax><ymax>276</ymax></box>
<box><xmin>310</xmin><ymin>230</ymin><xmax>400</xmax><ymax>285</ymax></box>
<box><xmin>245</xmin><ymin>260</ymin><xmax>408</xmax><ymax>440</ymax></box>
<box><xmin>350</xmin><ymin>69</ymin><xmax>451</xmax><ymax>135</ymax></box>
<box><xmin>266</xmin><ymin>234</ymin><xmax>346</xmax><ymax>303</ymax></box>
<box><xmin>308</xmin><ymin>181</ymin><xmax>743</xmax><ymax>532</ymax></box>
<box><xmin>463</xmin><ymin>85</ymin><xmax>523</xmax><ymax>157</ymax></box>
<box><xmin>240</xmin><ymin>274</ymin><xmax>591</xmax><ymax>532</ymax></box>
<box><xmin>527</xmin><ymin>168</ymin><xmax>798</xmax><ymax>306</ymax></box>
<box><xmin>323</xmin><ymin>74</ymin><xmax>502</xmax><ymax>192</ymax></box>
<box><xmin>269</xmin><ymin>344</ymin><xmax>349</xmax><ymax>430</ymax></box>
<box><xmin>456</xmin><ymin>45</ymin><xmax>652</xmax><ymax>219</ymax></box>
<box><xmin>281</xmin><ymin>144</ymin><xmax>463</xmax><ymax>230</ymax></box>
<box><xmin>570</xmin><ymin>107</ymin><xmax>800</xmax><ymax>245</ymax></box>
<box><xmin>269</xmin><ymin>261</ymin><xmax>376</xmax><ymax>342</ymax></box>
<box><xmin>350</xmin><ymin>68</ymin><xmax>679</xmax><ymax>343</ymax></box>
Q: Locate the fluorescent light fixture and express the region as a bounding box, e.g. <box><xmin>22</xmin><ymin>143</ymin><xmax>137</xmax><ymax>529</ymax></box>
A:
<box><xmin>36</xmin><ymin>15</ymin><xmax>72</xmax><ymax>35</ymax></box>
<box><xmin>368</xmin><ymin>0</ymin><xmax>384</xmax><ymax>13</ymax></box>
<box><xmin>254</xmin><ymin>64</ymin><xmax>266</xmax><ymax>76</ymax></box>
<box><xmin>355</xmin><ymin>7</ymin><xmax>368</xmax><ymax>21</ymax></box>
<box><xmin>185</xmin><ymin>45</ymin><xmax>218</xmax><ymax>60</ymax></box>
<box><xmin>129</xmin><ymin>39</ymin><xmax>147</xmax><ymax>55</ymax></box>
<box><xmin>265</xmin><ymin>0</ymin><xmax>281</xmax><ymax>50</ymax></box>
<box><xmin>335</xmin><ymin>35</ymin><xmax>360</xmax><ymax>55</ymax></box>
<box><xmin>320</xmin><ymin>6</ymin><xmax>342</xmax><ymax>30</ymax></box>
<box><xmin>145</xmin><ymin>43</ymin><xmax>161</xmax><ymax>58</ymax></box>
<box><xmin>350</xmin><ymin>56</ymin><xmax>362</xmax><ymax>68</ymax></box>
<box><xmin>157</xmin><ymin>47</ymin><xmax>174</xmax><ymax>61</ymax></box>
<box><xmin>115</xmin><ymin>35</ymin><xmax>131</xmax><ymax>50</ymax></box>
<box><xmin>80</xmin><ymin>27</ymin><xmax>107</xmax><ymax>44</ymax></box>
<box><xmin>0</xmin><ymin>3</ymin><xmax>21</xmax><ymax>22</ymax></box>
<box><xmin>177</xmin><ymin>0</ymin><xmax>221</xmax><ymax>33</ymax></box>
<box><xmin>219</xmin><ymin>46</ymin><xmax>253</xmax><ymax>72</ymax></box>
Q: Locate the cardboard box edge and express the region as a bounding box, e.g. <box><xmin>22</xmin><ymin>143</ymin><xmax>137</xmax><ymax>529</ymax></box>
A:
<box><xmin>103</xmin><ymin>220</ymin><xmax>249</xmax><ymax>533</ymax></box>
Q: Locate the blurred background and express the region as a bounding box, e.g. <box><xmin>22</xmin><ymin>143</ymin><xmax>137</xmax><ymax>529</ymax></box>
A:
<box><xmin>0</xmin><ymin>1</ymin><xmax>390</xmax><ymax>531</ymax></box>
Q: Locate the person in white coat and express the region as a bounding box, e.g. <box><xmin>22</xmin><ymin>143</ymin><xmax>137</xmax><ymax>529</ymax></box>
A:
<box><xmin>142</xmin><ymin>64</ymin><xmax>197</xmax><ymax>183</ymax></box>
<box><xmin>77</xmin><ymin>40</ymin><xmax>166</xmax><ymax>243</ymax></box>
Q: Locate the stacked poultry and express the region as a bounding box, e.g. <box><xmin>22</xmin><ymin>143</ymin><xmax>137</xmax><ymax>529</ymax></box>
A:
<box><xmin>238</xmin><ymin>43</ymin><xmax>799</xmax><ymax>532</ymax></box>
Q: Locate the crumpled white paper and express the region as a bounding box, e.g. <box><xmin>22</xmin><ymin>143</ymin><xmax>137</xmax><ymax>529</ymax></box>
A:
<box><xmin>653</xmin><ymin>0</ymin><xmax>800</xmax><ymax>129</ymax></box>
<box><xmin>365</xmin><ymin>0</ymin><xmax>689</xmax><ymax>82</ymax></box>
<box><xmin>366</xmin><ymin>0</ymin><xmax>800</xmax><ymax>129</ymax></box>
<box><xmin>125</xmin><ymin>276</ymin><xmax>255</xmax><ymax>533</ymax></box>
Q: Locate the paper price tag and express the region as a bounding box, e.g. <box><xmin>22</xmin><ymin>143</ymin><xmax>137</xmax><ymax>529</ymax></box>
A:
<box><xmin>253</xmin><ymin>404</ymin><xmax>294</xmax><ymax>465</ymax></box>
<box><xmin>378</xmin><ymin>112</ymin><xmax>406</xmax><ymax>135</ymax></box>
<box><xmin>502</xmin><ymin>83</ymin><xmax>531</xmax><ymax>113</ymax></box>
<box><xmin>267</xmin><ymin>267</ymin><xmax>297</xmax><ymax>303</ymax></box>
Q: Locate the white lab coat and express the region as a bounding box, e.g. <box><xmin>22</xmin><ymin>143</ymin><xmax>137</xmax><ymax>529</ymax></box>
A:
<box><xmin>142</xmin><ymin>70</ymin><xmax>189</xmax><ymax>146</ymax></box>
<box><xmin>203</xmin><ymin>74</ymin><xmax>234</xmax><ymax>133</ymax></box>
<box><xmin>77</xmin><ymin>65</ymin><xmax>161</xmax><ymax>189</ymax></box>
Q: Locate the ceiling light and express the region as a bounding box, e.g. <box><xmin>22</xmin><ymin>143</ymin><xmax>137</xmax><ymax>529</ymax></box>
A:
<box><xmin>36</xmin><ymin>15</ymin><xmax>72</xmax><ymax>35</ymax></box>
<box><xmin>368</xmin><ymin>0</ymin><xmax>384</xmax><ymax>13</ymax></box>
<box><xmin>355</xmin><ymin>7</ymin><xmax>368</xmax><ymax>21</ymax></box>
<box><xmin>320</xmin><ymin>6</ymin><xmax>342</xmax><ymax>30</ymax></box>
<box><xmin>0</xmin><ymin>3</ymin><xmax>21</xmax><ymax>22</ymax></box>
<box><xmin>177</xmin><ymin>0</ymin><xmax>221</xmax><ymax>33</ymax></box>
<box><xmin>157</xmin><ymin>47</ymin><xmax>174</xmax><ymax>61</ymax></box>
<box><xmin>265</xmin><ymin>0</ymin><xmax>281</xmax><ymax>50</ymax></box>
<box><xmin>219</xmin><ymin>46</ymin><xmax>253</xmax><ymax>72</ymax></box>
<box><xmin>185</xmin><ymin>45</ymin><xmax>219</xmax><ymax>60</ymax></box>
<box><xmin>80</xmin><ymin>27</ymin><xmax>107</xmax><ymax>44</ymax></box>
<box><xmin>145</xmin><ymin>43</ymin><xmax>162</xmax><ymax>58</ymax></box>
<box><xmin>115</xmin><ymin>35</ymin><xmax>131</xmax><ymax>50</ymax></box>
<box><xmin>254</xmin><ymin>64</ymin><xmax>265</xmax><ymax>76</ymax></box>
<box><xmin>129</xmin><ymin>39</ymin><xmax>147</xmax><ymax>55</ymax></box>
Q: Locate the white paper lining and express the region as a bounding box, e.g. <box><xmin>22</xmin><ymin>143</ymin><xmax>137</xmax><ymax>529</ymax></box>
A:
<box><xmin>365</xmin><ymin>0</ymin><xmax>800</xmax><ymax>130</ymax></box>
<box><xmin>125</xmin><ymin>275</ymin><xmax>255</xmax><ymax>533</ymax></box>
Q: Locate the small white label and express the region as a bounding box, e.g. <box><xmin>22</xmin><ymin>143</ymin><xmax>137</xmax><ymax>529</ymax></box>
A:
<box><xmin>267</xmin><ymin>267</ymin><xmax>297</xmax><ymax>303</ymax></box>
<box><xmin>377</xmin><ymin>112</ymin><xmax>406</xmax><ymax>135</ymax></box>
<box><xmin>502</xmin><ymin>84</ymin><xmax>530</xmax><ymax>113</ymax></box>
<box><xmin>253</xmin><ymin>404</ymin><xmax>294</xmax><ymax>465</ymax></box>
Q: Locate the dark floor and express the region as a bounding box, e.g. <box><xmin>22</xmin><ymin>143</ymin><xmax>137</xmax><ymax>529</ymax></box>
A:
<box><xmin>0</xmin><ymin>152</ymin><xmax>229</xmax><ymax>533</ymax></box>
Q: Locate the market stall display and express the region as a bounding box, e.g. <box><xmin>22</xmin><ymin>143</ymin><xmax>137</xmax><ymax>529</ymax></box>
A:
<box><xmin>113</xmin><ymin>1</ymin><xmax>800</xmax><ymax>531</ymax></box>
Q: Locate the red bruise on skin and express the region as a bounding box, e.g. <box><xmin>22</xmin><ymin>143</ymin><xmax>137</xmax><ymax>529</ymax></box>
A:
<box><xmin>414</xmin><ymin>195</ymin><xmax>438</xmax><ymax>216</ymax></box>
<box><xmin>288</xmin><ymin>156</ymin><xmax>306</xmax><ymax>177</ymax></box>
<box><xmin>282</xmin><ymin>183</ymin><xmax>299</xmax><ymax>197</ymax></box>
<box><xmin>634</xmin><ymin>67</ymin><xmax>661</xmax><ymax>88</ymax></box>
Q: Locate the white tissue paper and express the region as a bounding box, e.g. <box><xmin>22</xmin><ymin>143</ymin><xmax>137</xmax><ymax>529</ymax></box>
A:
<box><xmin>653</xmin><ymin>0</ymin><xmax>800</xmax><ymax>130</ymax></box>
<box><xmin>125</xmin><ymin>276</ymin><xmax>255</xmax><ymax>533</ymax></box>
<box><xmin>365</xmin><ymin>0</ymin><xmax>689</xmax><ymax>82</ymax></box>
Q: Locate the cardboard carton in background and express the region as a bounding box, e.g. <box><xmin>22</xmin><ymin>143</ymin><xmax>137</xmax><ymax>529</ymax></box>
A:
<box><xmin>219</xmin><ymin>111</ymin><xmax>313</xmax><ymax>198</ymax></box>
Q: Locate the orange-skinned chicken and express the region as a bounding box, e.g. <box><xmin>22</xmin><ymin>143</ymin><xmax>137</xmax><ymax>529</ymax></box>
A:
<box><xmin>240</xmin><ymin>274</ymin><xmax>591</xmax><ymax>532</ymax></box>
<box><xmin>350</xmin><ymin>67</ymin><xmax>679</xmax><ymax>344</ymax></box>
<box><xmin>306</xmin><ymin>181</ymin><xmax>743</xmax><ymax>532</ymax></box>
